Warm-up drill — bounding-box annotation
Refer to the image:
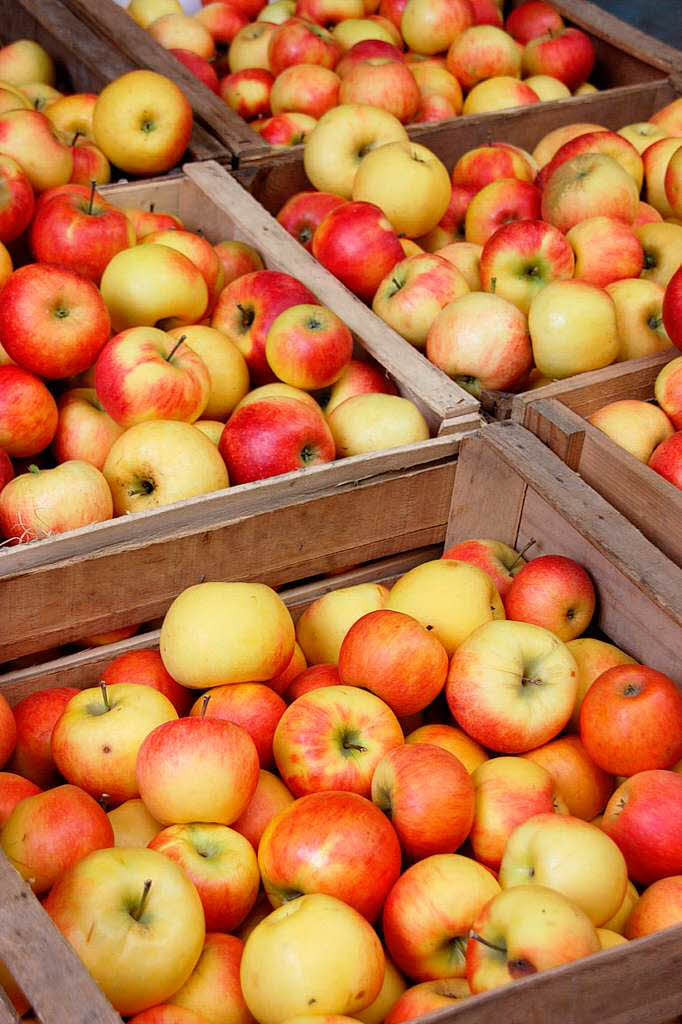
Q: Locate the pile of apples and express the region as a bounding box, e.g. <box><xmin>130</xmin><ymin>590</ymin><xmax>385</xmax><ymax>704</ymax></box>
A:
<box><xmin>0</xmin><ymin>39</ymin><xmax>194</xmax><ymax>181</ymax></box>
<box><xmin>0</xmin><ymin>538</ymin><xmax>681</xmax><ymax>1020</ymax></box>
<box><xmin>585</xmin><ymin>338</ymin><xmax>682</xmax><ymax>492</ymax></box>
<box><xmin>0</xmin><ymin>165</ymin><xmax>430</xmax><ymax>545</ymax></box>
<box><xmin>264</xmin><ymin>93</ymin><xmax>682</xmax><ymax>397</ymax></box>
<box><xmin>127</xmin><ymin>0</ymin><xmax>599</xmax><ymax>145</ymax></box>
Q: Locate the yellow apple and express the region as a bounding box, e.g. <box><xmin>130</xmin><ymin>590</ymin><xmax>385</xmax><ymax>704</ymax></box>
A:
<box><xmin>435</xmin><ymin>242</ymin><xmax>482</xmax><ymax>290</ymax></box>
<box><xmin>193</xmin><ymin>419</ymin><xmax>225</xmax><ymax>445</ymax></box>
<box><xmin>296</xmin><ymin>582</ymin><xmax>388</xmax><ymax>664</ymax></box>
<box><xmin>462</xmin><ymin>76</ymin><xmax>539</xmax><ymax>116</ymax></box>
<box><xmin>601</xmin><ymin>879</ymin><xmax>639</xmax><ymax>935</ymax></box>
<box><xmin>228</xmin><ymin>22</ymin><xmax>276</xmax><ymax>73</ymax></box>
<box><xmin>333</xmin><ymin>18</ymin><xmax>395</xmax><ymax>48</ymax></box>
<box><xmin>0</xmin><ymin>40</ymin><xmax>55</xmax><ymax>86</ymax></box>
<box><xmin>127</xmin><ymin>0</ymin><xmax>183</xmax><ymax>27</ymax></box>
<box><xmin>637</xmin><ymin>221</ymin><xmax>682</xmax><ymax>287</ymax></box>
<box><xmin>241</xmin><ymin>894</ymin><xmax>385</xmax><ymax>1024</ymax></box>
<box><xmin>352</xmin><ymin>141</ymin><xmax>451</xmax><ymax>238</ymax></box>
<box><xmin>523</xmin><ymin>75</ymin><xmax>571</xmax><ymax>101</ymax></box>
<box><xmin>606</xmin><ymin>278</ymin><xmax>672</xmax><ymax>360</ymax></box>
<box><xmin>108</xmin><ymin>797</ymin><xmax>163</xmax><ymax>848</ymax></box>
<box><xmin>588</xmin><ymin>399</ymin><xmax>674</xmax><ymax>462</ymax></box>
<box><xmin>618</xmin><ymin>121</ymin><xmax>667</xmax><ymax>154</ymax></box>
<box><xmin>643</xmin><ymin>137</ymin><xmax>682</xmax><ymax>217</ymax></box>
<box><xmin>168</xmin><ymin>325</ymin><xmax>249</xmax><ymax>420</ymax></box>
<box><xmin>532</xmin><ymin>122</ymin><xmax>606</xmax><ymax>168</ymax></box>
<box><xmin>160</xmin><ymin>580</ymin><xmax>295</xmax><ymax>688</ymax></box>
<box><xmin>529</xmin><ymin>280</ymin><xmax>618</xmax><ymax>378</ymax></box>
<box><xmin>597</xmin><ymin>928</ymin><xmax>628</xmax><ymax>949</ymax></box>
<box><xmin>327</xmin><ymin>394</ymin><xmax>429</xmax><ymax>456</ymax></box>
<box><xmin>100</xmin><ymin>244</ymin><xmax>208</xmax><ymax>332</ymax></box>
<box><xmin>20</xmin><ymin>81</ymin><xmax>62</xmax><ymax>110</ymax></box>
<box><xmin>355</xmin><ymin>956</ymin><xmax>406</xmax><ymax>1024</ymax></box>
<box><xmin>233</xmin><ymin>383</ymin><xmax>321</xmax><ymax>414</ymax></box>
<box><xmin>0</xmin><ymin>109</ymin><xmax>72</xmax><ymax>190</ymax></box>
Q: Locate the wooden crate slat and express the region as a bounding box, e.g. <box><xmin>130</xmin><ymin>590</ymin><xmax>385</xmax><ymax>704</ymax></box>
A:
<box><xmin>0</xmin><ymin>988</ymin><xmax>20</xmax><ymax>1024</ymax></box>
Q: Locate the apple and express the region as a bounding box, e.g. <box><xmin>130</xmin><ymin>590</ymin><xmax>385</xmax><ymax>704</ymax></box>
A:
<box><xmin>411</xmin><ymin>63</ymin><xmax>462</xmax><ymax>110</ymax></box>
<box><xmin>137</xmin><ymin>715</ymin><xmax>259</xmax><ymax>825</ymax></box>
<box><xmin>372</xmin><ymin>743</ymin><xmax>474</xmax><ymax>860</ymax></box>
<box><xmin>327</xmin><ymin>393</ymin><xmax>429</xmax><ymax>455</ymax></box>
<box><xmin>625</xmin><ymin>876</ymin><xmax>682</xmax><ymax>939</ymax></box>
<box><xmin>588</xmin><ymin>399</ymin><xmax>674</xmax><ymax>462</ymax></box>
<box><xmin>269</xmin><ymin>18</ymin><xmax>341</xmax><ymax>74</ymax></box>
<box><xmin>0</xmin><ymin>460</ymin><xmax>113</xmax><ymax>544</ymax></box>
<box><xmin>601</xmin><ymin>770</ymin><xmax>682</xmax><ymax>884</ymax></box>
<box><xmin>265</xmin><ymin>303</ymin><xmax>352</xmax><ymax>389</ymax></box>
<box><xmin>241</xmin><ymin>893</ymin><xmax>384</xmax><ymax>1024</ymax></box>
<box><xmin>665</xmin><ymin>145</ymin><xmax>682</xmax><ymax>218</ymax></box>
<box><xmin>100</xmin><ymin>244</ymin><xmax>208</xmax><ymax>333</ymax></box>
<box><xmin>435</xmin><ymin>241</ymin><xmax>482</xmax><ymax>290</ymax></box>
<box><xmin>168</xmin><ymin>49</ymin><xmax>219</xmax><ymax>93</ymax></box>
<box><xmin>338</xmin><ymin>60</ymin><xmax>419</xmax><ymax>123</ymax></box>
<box><xmin>500</xmin><ymin>813</ymin><xmax>627</xmax><ymax>925</ymax></box>
<box><xmin>295</xmin><ymin>581</ymin><xmax>388</xmax><ymax>664</ymax></box>
<box><xmin>18</xmin><ymin>80</ymin><xmax>61</xmax><ymax>111</ymax></box>
<box><xmin>0</xmin><ymin>772</ymin><xmax>40</xmax><ymax>827</ymax></box>
<box><xmin>406</xmin><ymin>722</ymin><xmax>487</xmax><ymax>773</ymax></box>
<box><xmin>103</xmin><ymin>419</ymin><xmax>229</xmax><ymax>514</ymax></box>
<box><xmin>253</xmin><ymin>111</ymin><xmax>318</xmax><ymax>147</ymax></box>
<box><xmin>649</xmin><ymin>431</ymin><xmax>682</xmax><ymax>489</ymax></box>
<box><xmin>276</xmin><ymin>191</ymin><xmax>346</xmax><ymax>252</ymax></box>
<box><xmin>303</xmin><ymin>103</ymin><xmax>408</xmax><ymax>199</ymax></box>
<box><xmin>385</xmin><ymin>980</ymin><xmax>470</xmax><ymax>1024</ymax></box>
<box><xmin>232</xmin><ymin>768</ymin><xmax>295</xmax><ymax>848</ymax></box>
<box><xmin>123</xmin><ymin>205</ymin><xmax>183</xmax><ymax>237</ymax></box>
<box><xmin>161</xmin><ymin>580</ymin><xmax>295</xmax><ymax>690</ymax></box>
<box><xmin>453</xmin><ymin>143</ymin><xmax>533</xmax><ymax>193</ymax></box>
<box><xmin>141</xmin><ymin>230</ymin><xmax>224</xmax><ymax>314</ymax></box>
<box><xmin>129</xmin><ymin>1005</ymin><xmax>207</xmax><ymax>1023</ymax></box>
<box><xmin>663</xmin><ymin>264</ymin><xmax>682</xmax><ymax>348</ymax></box>
<box><xmin>148</xmin><ymin>14</ymin><xmax>216</xmax><ymax>60</ymax></box>
<box><xmin>150</xmin><ymin>822</ymin><xmax>259</xmax><ymax>931</ymax></box>
<box><xmin>506</xmin><ymin>1</ymin><xmax>563</xmax><ymax>44</ymax></box>
<box><xmin>270</xmin><ymin>65</ymin><xmax>340</xmax><ymax>120</ymax></box>
<box><xmin>529</xmin><ymin>279</ymin><xmax>619</xmax><ymax>379</ymax></box>
<box><xmin>606</xmin><ymin>278</ymin><xmax>672</xmax><ymax>361</ymax></box>
<box><xmin>128</xmin><ymin>0</ymin><xmax>183</xmax><ymax>27</ymax></box>
<box><xmin>386</xmin><ymin>558</ymin><xmax>504</xmax><ymax>657</ymax></box>
<box><xmin>446</xmin><ymin>25</ymin><xmax>521</xmax><ymax>91</ymax></box>
<box><xmin>542</xmin><ymin>154</ymin><xmax>639</xmax><ymax>233</ymax></box>
<box><xmin>338</xmin><ymin>608</ymin><xmax>448</xmax><ymax>716</ymax></box>
<box><xmin>333</xmin><ymin>17</ymin><xmax>397</xmax><ymax>49</ymax></box>
<box><xmin>259</xmin><ymin>789</ymin><xmax>400</xmax><ymax>919</ymax></box>
<box><xmin>70</xmin><ymin>137</ymin><xmax>112</xmax><ymax>186</ymax></box>
<box><xmin>466</xmin><ymin>885</ymin><xmax>600</xmax><ymax>993</ymax></box>
<box><xmin>273</xmin><ymin>683</ymin><xmax>402</xmax><ymax>797</ymax></box>
<box><xmin>9</xmin><ymin>687</ymin><xmax>78</xmax><ymax>786</ymax></box>
<box><xmin>602</xmin><ymin>879</ymin><xmax>639</xmax><ymax>934</ymax></box>
<box><xmin>0</xmin><ymin>263</ymin><xmax>110</xmax><ymax>379</ymax></box>
<box><xmin>214</xmin><ymin>239</ymin><xmax>265</xmax><ymax>283</ymax></box>
<box><xmin>447</xmin><ymin>619</ymin><xmax>578</xmax><ymax>753</ymax></box>
<box><xmin>108</xmin><ymin>797</ymin><xmax>163</xmax><ymax>848</ymax></box>
<box><xmin>415</xmin><ymin>95</ymin><xmax>457</xmax><ymax>124</ymax></box>
<box><xmin>233</xmin><ymin>381</ymin><xmax>321</xmax><ymax>415</ymax></box>
<box><xmin>324</xmin><ymin>358</ymin><xmax>397</xmax><ymax>415</ymax></box>
<box><xmin>0</xmin><ymin>39</ymin><xmax>55</xmax><ymax>86</ymax></box>
<box><xmin>383</xmin><ymin>853</ymin><xmax>501</xmax><ymax>980</ymax></box>
<box><xmin>196</xmin><ymin>2</ymin><xmax>250</xmax><ymax>44</ymax></box>
<box><xmin>618</xmin><ymin>121</ymin><xmax>667</xmax><ymax>154</ymax></box>
<box><xmin>357</xmin><ymin>958</ymin><xmax>407</xmax><ymax>1024</ymax></box>
<box><xmin>0</xmin><ymin>447</ymin><xmax>12</xmax><ymax>491</ymax></box>
<box><xmin>313</xmin><ymin>201</ymin><xmax>403</xmax><ymax>302</ymax></box>
<box><xmin>0</xmin><ymin>155</ymin><xmax>34</xmax><ymax>243</ymax></box>
<box><xmin>0</xmin><ymin>108</ymin><xmax>72</xmax><ymax>190</ymax></box>
<box><xmin>190</xmin><ymin>683</ymin><xmax>286</xmax><ymax>768</ymax></box>
<box><xmin>378</xmin><ymin>0</ymin><xmax>408</xmax><ymax>28</ymax></box>
<box><xmin>464</xmin><ymin>178</ymin><xmax>541</xmax><ymax>247</ymax></box>
<box><xmin>93</xmin><ymin>71</ymin><xmax>192</xmax><ymax>176</ymax></box>
<box><xmin>566</xmin><ymin>638</ymin><xmax>637</xmax><ymax>731</ymax></box>
<box><xmin>642</xmin><ymin>137</ymin><xmax>682</xmax><ymax>218</ymax></box>
<box><xmin>523</xmin><ymin>735</ymin><xmax>613</xmax><ymax>821</ymax></box>
<box><xmin>533</xmin><ymin>121</ymin><xmax>606</xmax><ymax>168</ymax></box>
<box><xmin>0</xmin><ymin>365</ymin><xmax>57</xmax><ymax>458</ymax></box>
<box><xmin>656</xmin><ymin>355</ymin><xmax>682</xmax><ymax>428</ymax></box>
<box><xmin>479</xmin><ymin>219</ymin><xmax>574</xmax><ymax>315</ymax></box>
<box><xmin>580</xmin><ymin>663</ymin><xmax>682</xmax><ymax>776</ymax></box>
<box><xmin>167</xmin><ymin>324</ymin><xmax>249</xmax><ymax>420</ymax></box>
<box><xmin>46</xmin><ymin>847</ymin><xmax>205</xmax><ymax>1017</ymax></box>
<box><xmin>51</xmin><ymin>387</ymin><xmax>124</xmax><ymax>470</ymax></box>
<box><xmin>523</xmin><ymin>74</ymin><xmax>570</xmax><ymax>100</ymax></box>
<box><xmin>296</xmin><ymin>0</ymin><xmax>365</xmax><ymax>24</ymax></box>
<box><xmin>462</xmin><ymin>75</ymin><xmax>538</xmax><ymax>115</ymax></box>
<box><xmin>650</xmin><ymin>95</ymin><xmax>682</xmax><ymax>137</ymax></box>
<box><xmin>284</xmin><ymin>663</ymin><xmax>342</xmax><ymax>700</ymax></box>
<box><xmin>1</xmin><ymin>783</ymin><xmax>113</xmax><ymax>894</ymax></box>
<box><xmin>400</xmin><ymin>0</ymin><xmax>473</xmax><ymax>55</ymax></box>
<box><xmin>352</xmin><ymin>141</ymin><xmax>451</xmax><ymax>239</ymax></box>
<box><xmin>95</xmin><ymin>326</ymin><xmax>210</xmax><ymax>428</ymax></box>
<box><xmin>372</xmin><ymin>253</ymin><xmax>469</xmax><ymax>349</ymax></box>
<box><xmin>521</xmin><ymin>26</ymin><xmax>595</xmax><ymax>90</ymax></box>
<box><xmin>639</xmin><ymin>222</ymin><xmax>682</xmax><ymax>289</ymax></box>
<box><xmin>544</xmin><ymin>130</ymin><xmax>644</xmax><ymax>191</ymax></box>
<box><xmin>220</xmin><ymin>68</ymin><xmax>274</xmax><ymax>120</ymax></box>
<box><xmin>228</xmin><ymin>22</ymin><xmax>277</xmax><ymax>73</ymax></box>
<box><xmin>504</xmin><ymin>554</ymin><xmax>596</xmax><ymax>642</ymax></box>
<box><xmin>336</xmin><ymin>39</ymin><xmax>404</xmax><ymax>76</ymax></box>
<box><xmin>427</xmin><ymin>291</ymin><xmax>532</xmax><ymax>397</ymax></box>
<box><xmin>212</xmin><ymin>269</ymin><xmax>316</xmax><ymax>384</ymax></box>
<box><xmin>169</xmin><ymin>933</ymin><xmax>253</xmax><ymax>1024</ymax></box>
<box><xmin>44</xmin><ymin>92</ymin><xmax>97</xmax><ymax>141</ymax></box>
<box><xmin>567</xmin><ymin>216</ymin><xmax>643</xmax><ymax>290</ymax></box>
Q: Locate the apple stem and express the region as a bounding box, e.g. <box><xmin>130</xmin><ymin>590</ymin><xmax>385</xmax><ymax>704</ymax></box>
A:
<box><xmin>470</xmin><ymin>932</ymin><xmax>506</xmax><ymax>955</ymax></box>
<box><xmin>166</xmin><ymin>335</ymin><xmax>186</xmax><ymax>362</ymax></box>
<box><xmin>87</xmin><ymin>180</ymin><xmax>96</xmax><ymax>216</ymax></box>
<box><xmin>28</xmin><ymin>464</ymin><xmax>40</xmax><ymax>475</ymax></box>
<box><xmin>72</xmin><ymin>130</ymin><xmax>82</xmax><ymax>147</ymax></box>
<box><xmin>149</xmin><ymin>203</ymin><xmax>155</xmax><ymax>213</ymax></box>
<box><xmin>131</xmin><ymin>879</ymin><xmax>153</xmax><ymax>922</ymax></box>
<box><xmin>100</xmin><ymin>681</ymin><xmax>111</xmax><ymax>711</ymax></box>
<box><xmin>509</xmin><ymin>537</ymin><xmax>536</xmax><ymax>571</ymax></box>
<box><xmin>201</xmin><ymin>695</ymin><xmax>210</xmax><ymax>718</ymax></box>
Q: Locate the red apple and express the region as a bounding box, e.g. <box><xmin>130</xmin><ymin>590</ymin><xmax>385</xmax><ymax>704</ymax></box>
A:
<box><xmin>452</xmin><ymin>143</ymin><xmax>534</xmax><ymax>195</ymax></box>
<box><xmin>336</xmin><ymin>40</ymin><xmax>405</xmax><ymax>77</ymax></box>
<box><xmin>0</xmin><ymin>695</ymin><xmax>15</xmax><ymax>773</ymax></box>
<box><xmin>0</xmin><ymin>783</ymin><xmax>114</xmax><ymax>893</ymax></box>
<box><xmin>649</xmin><ymin>431</ymin><xmax>682</xmax><ymax>489</ymax></box>
<box><xmin>10</xmin><ymin>687</ymin><xmax>78</xmax><ymax>787</ymax></box>
<box><xmin>312</xmin><ymin>201</ymin><xmax>404</xmax><ymax>302</ymax></box>
<box><xmin>212</xmin><ymin>269</ymin><xmax>316</xmax><ymax>384</ymax></box>
<box><xmin>338</xmin><ymin>609</ymin><xmax>448</xmax><ymax>717</ymax></box>
<box><xmin>95</xmin><ymin>327</ymin><xmax>210</xmax><ymax>428</ymax></box>
<box><xmin>259</xmin><ymin>790</ymin><xmax>401</xmax><ymax>920</ymax></box>
<box><xmin>406</xmin><ymin>722</ymin><xmax>488</xmax><ymax>775</ymax></box>
<box><xmin>601</xmin><ymin>770</ymin><xmax>682</xmax><ymax>884</ymax></box>
<box><xmin>580</xmin><ymin>664</ymin><xmax>682</xmax><ymax>776</ymax></box>
<box><xmin>479</xmin><ymin>219</ymin><xmax>575</xmax><ymax>315</ymax></box>
<box><xmin>504</xmin><ymin>554</ymin><xmax>596</xmax><ymax>642</ymax></box>
<box><xmin>190</xmin><ymin>683</ymin><xmax>286</xmax><ymax>767</ymax></box>
<box><xmin>284</xmin><ymin>663</ymin><xmax>341</xmax><ymax>700</ymax></box>
<box><xmin>522</xmin><ymin>27</ymin><xmax>595</xmax><ymax>90</ymax></box>
<box><xmin>53</xmin><ymin>387</ymin><xmax>124</xmax><ymax>470</ymax></box>
<box><xmin>469</xmin><ymin>0</ymin><xmax>502</xmax><ymax>26</ymax></box>
<box><xmin>464</xmin><ymin>178</ymin><xmax>542</xmax><ymax>247</ymax></box>
<box><xmin>170</xmin><ymin>49</ymin><xmax>220</xmax><ymax>93</ymax></box>
<box><xmin>324</xmin><ymin>358</ymin><xmax>398</xmax><ymax>415</ymax></box>
<box><xmin>220</xmin><ymin>396</ymin><xmax>335</xmax><ymax>483</ymax></box>
<box><xmin>166</xmin><ymin>932</ymin><xmax>252</xmax><ymax>1024</ymax></box>
<box><xmin>277</xmin><ymin>190</ymin><xmax>347</xmax><ymax>252</ymax></box>
<box><xmin>231</xmin><ymin>768</ymin><xmax>295</xmax><ymax>848</ymax></box>
<box><xmin>269</xmin><ymin>18</ymin><xmax>342</xmax><ymax>75</ymax></box>
<box><xmin>385</xmin><ymin>979</ymin><xmax>471</xmax><ymax>1024</ymax></box>
<box><xmin>270</xmin><ymin>64</ymin><xmax>340</xmax><ymax>120</ymax></box>
<box><xmin>0</xmin><ymin>771</ymin><xmax>41</xmax><ymax>827</ymax></box>
<box><xmin>268</xmin><ymin>641</ymin><xmax>308</xmax><ymax>696</ymax></box>
<box><xmin>0</xmin><ymin>154</ymin><xmax>34</xmax><ymax>243</ymax></box>
<box><xmin>663</xmin><ymin>264</ymin><xmax>682</xmax><ymax>350</ymax></box>
<box><xmin>69</xmin><ymin>139</ymin><xmax>111</xmax><ymax>187</ymax></box>
<box><xmin>0</xmin><ymin>366</ymin><xmax>55</xmax><ymax>459</ymax></box>
<box><xmin>273</xmin><ymin>683</ymin><xmax>403</xmax><ymax>797</ymax></box>
<box><xmin>219</xmin><ymin>69</ymin><xmax>275</xmax><ymax>119</ymax></box>
<box><xmin>339</xmin><ymin>59</ymin><xmax>420</xmax><ymax>123</ymax></box>
<box><xmin>124</xmin><ymin>206</ymin><xmax>183</xmax><ymax>238</ymax></box>
<box><xmin>265</xmin><ymin>303</ymin><xmax>353</xmax><ymax>389</ymax></box>
<box><xmin>443</xmin><ymin>539</ymin><xmax>528</xmax><ymax>598</ymax></box>
<box><xmin>625</xmin><ymin>876</ymin><xmax>682</xmax><ymax>940</ymax></box>
<box><xmin>102</xmin><ymin>649</ymin><xmax>193</xmax><ymax>715</ymax></box>
<box><xmin>196</xmin><ymin>2</ymin><xmax>250</xmax><ymax>44</ymax></box>
<box><xmin>0</xmin><ymin>264</ymin><xmax>110</xmax><ymax>379</ymax></box>
<box><xmin>506</xmin><ymin>1</ymin><xmax>563</xmax><ymax>44</ymax></box>
<box><xmin>372</xmin><ymin>743</ymin><xmax>475</xmax><ymax>860</ymax></box>
<box><xmin>0</xmin><ymin>447</ymin><xmax>14</xmax><ymax>491</ymax></box>
<box><xmin>252</xmin><ymin>111</ymin><xmax>317</xmax><ymax>147</ymax></box>
<box><xmin>379</xmin><ymin>0</ymin><xmax>407</xmax><ymax>29</ymax></box>
<box><xmin>214</xmin><ymin>240</ymin><xmax>265</xmax><ymax>284</ymax></box>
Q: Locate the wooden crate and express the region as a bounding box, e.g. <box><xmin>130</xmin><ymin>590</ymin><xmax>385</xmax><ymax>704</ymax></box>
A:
<box><xmin>0</xmin><ymin>160</ymin><xmax>480</xmax><ymax>668</ymax></box>
<box><xmin>1</xmin><ymin>422</ymin><xmax>682</xmax><ymax>1024</ymax></box>
<box><xmin>509</xmin><ymin>349</ymin><xmax>682</xmax><ymax>571</ymax></box>
<box><xmin>4</xmin><ymin>0</ymin><xmax>229</xmax><ymax>165</ymax></box>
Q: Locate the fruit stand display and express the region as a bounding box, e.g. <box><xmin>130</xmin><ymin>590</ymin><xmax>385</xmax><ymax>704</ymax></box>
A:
<box><xmin>506</xmin><ymin>349</ymin><xmax>682</xmax><ymax>570</ymax></box>
<box><xmin>0</xmin><ymin>423</ymin><xmax>681</xmax><ymax>1024</ymax></box>
<box><xmin>4</xmin><ymin>0</ymin><xmax>229</xmax><ymax>165</ymax></box>
<box><xmin>0</xmin><ymin>160</ymin><xmax>480</xmax><ymax>669</ymax></box>
<box><xmin>53</xmin><ymin>0</ymin><xmax>682</xmax><ymax>167</ymax></box>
